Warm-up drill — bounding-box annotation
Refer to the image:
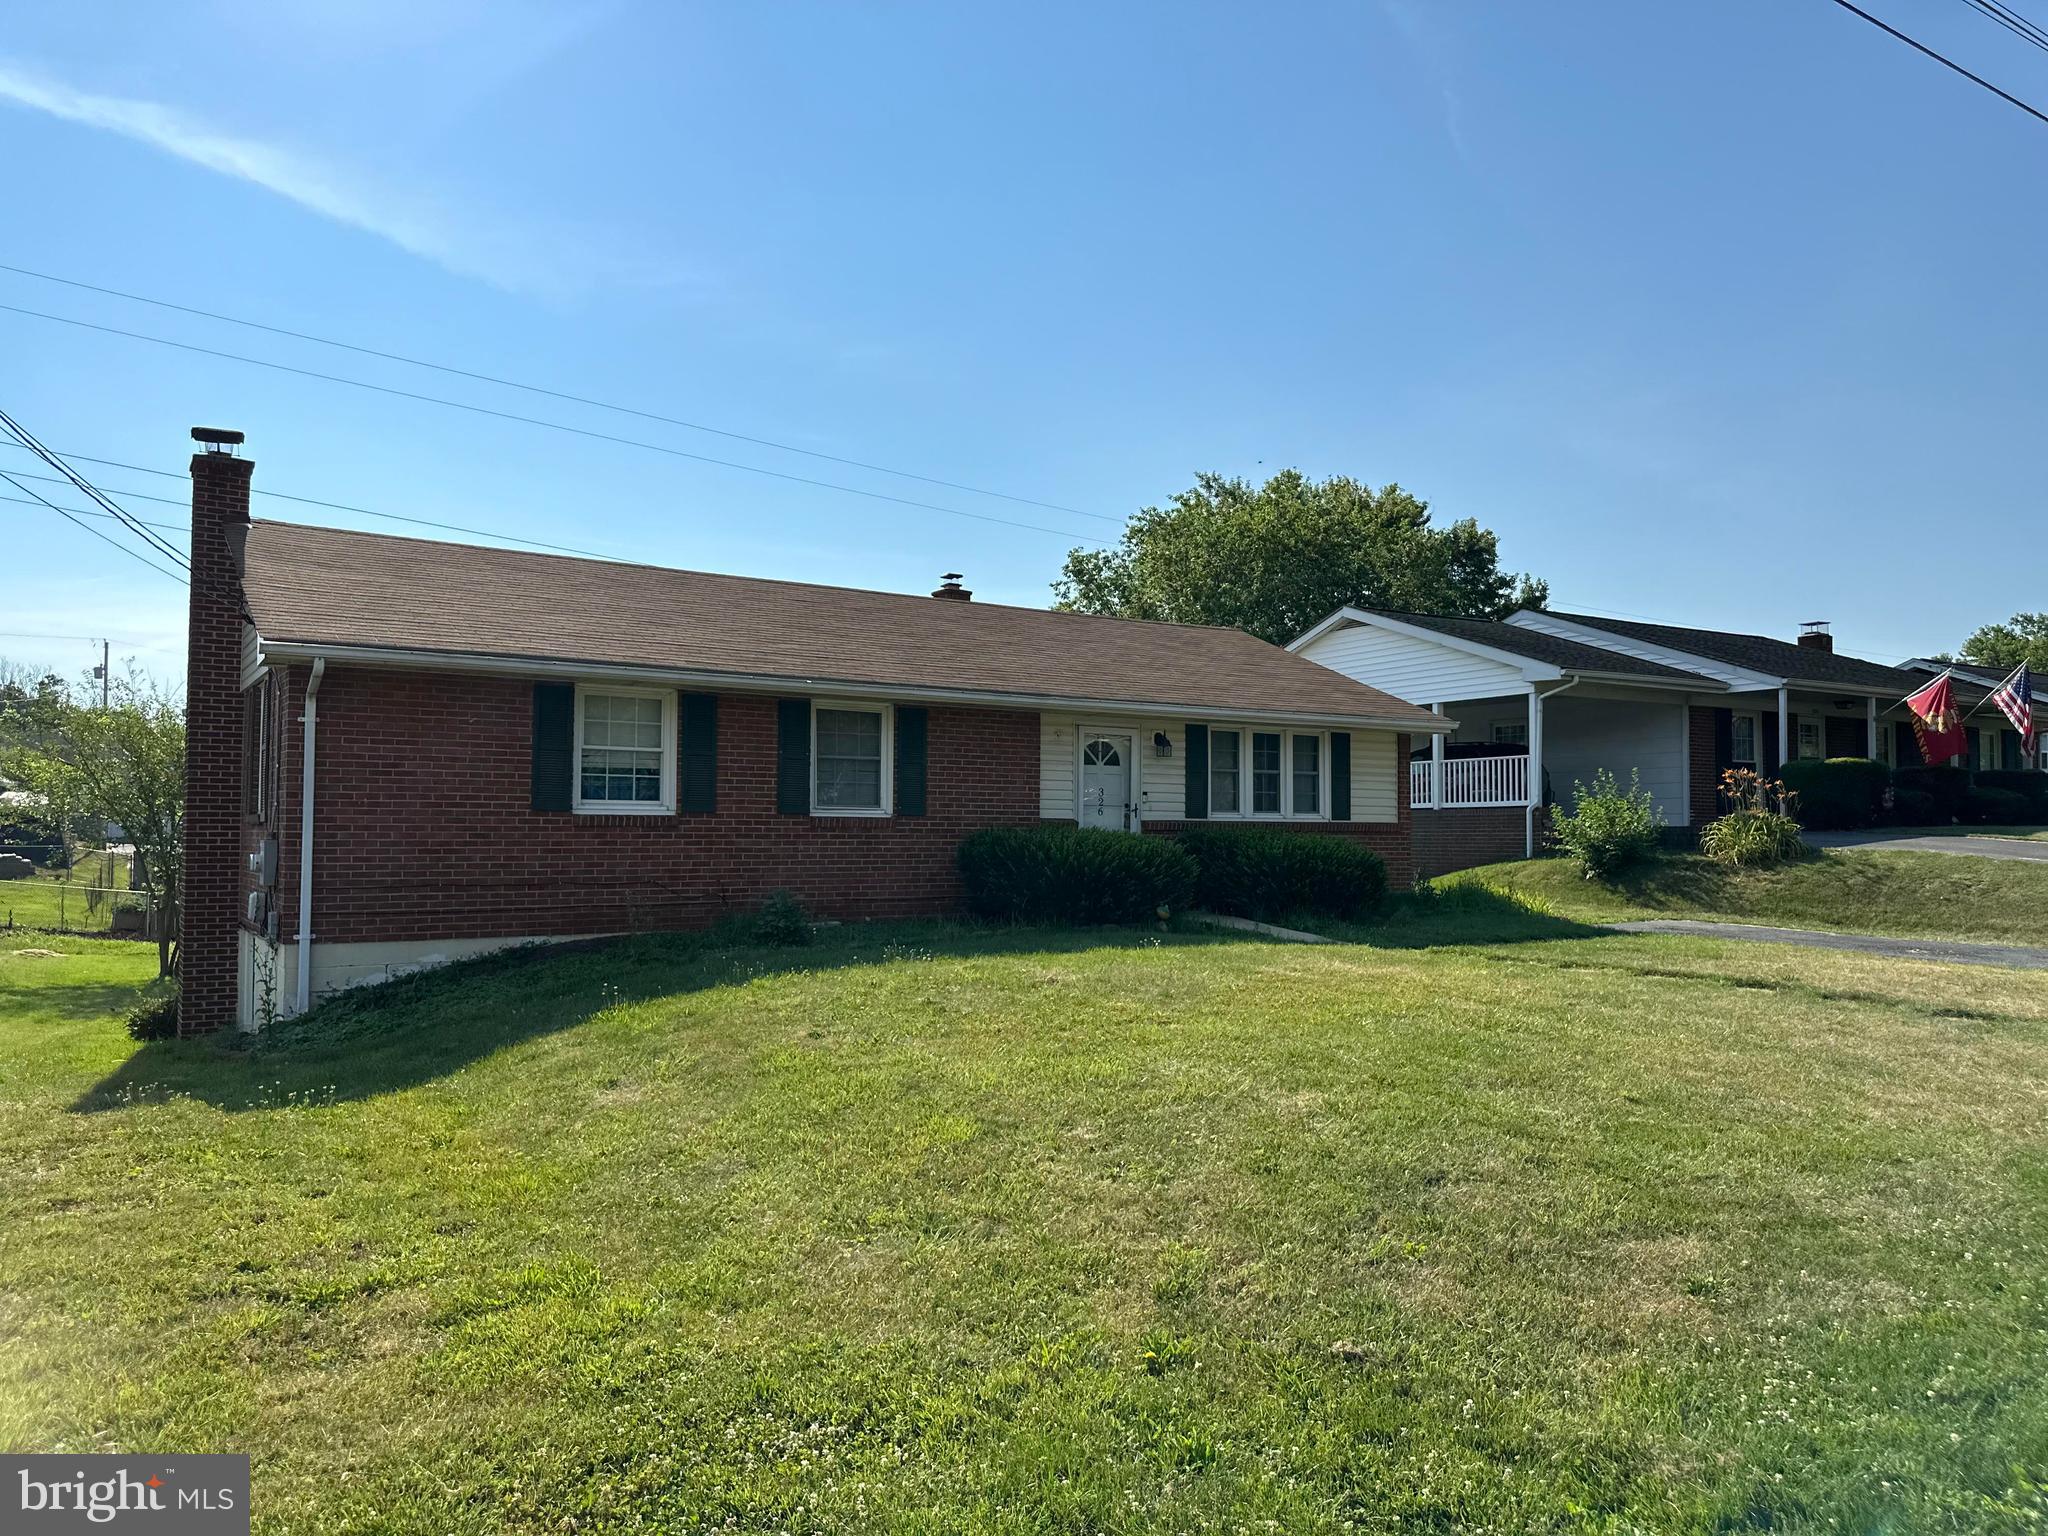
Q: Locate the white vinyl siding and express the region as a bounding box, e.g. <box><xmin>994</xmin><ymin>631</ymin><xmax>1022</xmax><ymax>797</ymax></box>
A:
<box><xmin>1297</xmin><ymin>621</ymin><xmax>1525</xmax><ymax>706</ymax></box>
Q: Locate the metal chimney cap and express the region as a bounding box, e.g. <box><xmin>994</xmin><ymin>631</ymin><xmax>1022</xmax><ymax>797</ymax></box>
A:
<box><xmin>190</xmin><ymin>426</ymin><xmax>245</xmax><ymax>450</ymax></box>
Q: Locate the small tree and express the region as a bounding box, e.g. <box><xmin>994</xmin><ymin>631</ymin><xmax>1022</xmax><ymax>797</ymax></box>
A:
<box><xmin>5</xmin><ymin>668</ymin><xmax>184</xmax><ymax>977</ymax></box>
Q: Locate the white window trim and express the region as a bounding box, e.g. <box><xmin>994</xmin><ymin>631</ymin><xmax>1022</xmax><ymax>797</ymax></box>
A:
<box><xmin>812</xmin><ymin>699</ymin><xmax>893</xmax><ymax>817</ymax></box>
<box><xmin>572</xmin><ymin>684</ymin><xmax>677</xmax><ymax>816</ymax></box>
<box><xmin>1205</xmin><ymin>724</ymin><xmax>1329</xmax><ymax>822</ymax></box>
<box><xmin>1490</xmin><ymin>720</ymin><xmax>1528</xmax><ymax>746</ymax></box>
<box><xmin>1730</xmin><ymin>712</ymin><xmax>1760</xmax><ymax>768</ymax></box>
<box><xmin>1795</xmin><ymin>714</ymin><xmax>1824</xmax><ymax>762</ymax></box>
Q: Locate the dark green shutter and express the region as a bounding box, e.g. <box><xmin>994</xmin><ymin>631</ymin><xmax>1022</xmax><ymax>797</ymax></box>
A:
<box><xmin>1329</xmin><ymin>731</ymin><xmax>1351</xmax><ymax>821</ymax></box>
<box><xmin>679</xmin><ymin>693</ymin><xmax>717</xmax><ymax>813</ymax></box>
<box><xmin>1184</xmin><ymin>724</ymin><xmax>1208</xmax><ymax>820</ymax></box>
<box><xmin>895</xmin><ymin>706</ymin><xmax>928</xmax><ymax>816</ymax></box>
<box><xmin>531</xmin><ymin>682</ymin><xmax>574</xmax><ymax>812</ymax></box>
<box><xmin>1762</xmin><ymin>713</ymin><xmax>1781</xmax><ymax>776</ymax></box>
<box><xmin>1712</xmin><ymin>708</ymin><xmax>1733</xmax><ymax>770</ymax></box>
<box><xmin>776</xmin><ymin>698</ymin><xmax>811</xmax><ymax>815</ymax></box>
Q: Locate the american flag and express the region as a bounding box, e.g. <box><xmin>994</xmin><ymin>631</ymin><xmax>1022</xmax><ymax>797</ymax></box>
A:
<box><xmin>1989</xmin><ymin>663</ymin><xmax>2035</xmax><ymax>750</ymax></box>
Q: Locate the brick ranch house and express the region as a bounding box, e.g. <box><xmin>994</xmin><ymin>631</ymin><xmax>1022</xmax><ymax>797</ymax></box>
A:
<box><xmin>181</xmin><ymin>432</ymin><xmax>1448</xmax><ymax>1034</ymax></box>
<box><xmin>1291</xmin><ymin>605</ymin><xmax>2038</xmax><ymax>878</ymax></box>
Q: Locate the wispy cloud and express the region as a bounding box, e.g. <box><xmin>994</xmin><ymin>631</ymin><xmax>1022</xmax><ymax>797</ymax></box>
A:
<box><xmin>0</xmin><ymin>57</ymin><xmax>688</xmax><ymax>296</ymax></box>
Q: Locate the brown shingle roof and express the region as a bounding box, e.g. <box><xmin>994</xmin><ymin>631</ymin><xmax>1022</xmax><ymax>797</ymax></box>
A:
<box><xmin>1349</xmin><ymin>609</ymin><xmax>1715</xmax><ymax>683</ymax></box>
<box><xmin>242</xmin><ymin>521</ymin><xmax>1444</xmax><ymax>728</ymax></box>
<box><xmin>1540</xmin><ymin>612</ymin><xmax>1919</xmax><ymax>692</ymax></box>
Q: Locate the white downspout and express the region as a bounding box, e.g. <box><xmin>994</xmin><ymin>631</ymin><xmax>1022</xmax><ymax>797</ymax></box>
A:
<box><xmin>295</xmin><ymin>657</ymin><xmax>325</xmax><ymax>1017</ymax></box>
<box><xmin>1777</xmin><ymin>684</ymin><xmax>1791</xmax><ymax>769</ymax></box>
<box><xmin>1527</xmin><ymin>677</ymin><xmax>1583</xmax><ymax>858</ymax></box>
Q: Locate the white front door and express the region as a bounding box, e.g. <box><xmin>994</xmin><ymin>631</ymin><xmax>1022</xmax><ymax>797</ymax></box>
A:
<box><xmin>1079</xmin><ymin>733</ymin><xmax>1133</xmax><ymax>831</ymax></box>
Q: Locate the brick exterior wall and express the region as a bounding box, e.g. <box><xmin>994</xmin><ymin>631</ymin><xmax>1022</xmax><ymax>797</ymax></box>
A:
<box><xmin>269</xmin><ymin>669</ymin><xmax>1043</xmax><ymax>944</ymax></box>
<box><xmin>1412</xmin><ymin>807</ymin><xmax>1526</xmax><ymax>879</ymax></box>
<box><xmin>1688</xmin><ymin>705</ymin><xmax>1722</xmax><ymax>827</ymax></box>
<box><xmin>182</xmin><ymin>447</ymin><xmax>254</xmax><ymax>1034</ymax></box>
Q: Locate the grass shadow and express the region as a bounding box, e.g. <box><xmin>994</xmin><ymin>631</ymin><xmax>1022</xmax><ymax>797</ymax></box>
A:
<box><xmin>71</xmin><ymin>920</ymin><xmax>1255</xmax><ymax>1115</ymax></box>
<box><xmin>1302</xmin><ymin>882</ymin><xmax>1612</xmax><ymax>949</ymax></box>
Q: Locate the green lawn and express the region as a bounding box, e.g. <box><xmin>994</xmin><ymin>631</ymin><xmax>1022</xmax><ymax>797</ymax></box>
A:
<box><xmin>1439</xmin><ymin>849</ymin><xmax>2048</xmax><ymax>946</ymax></box>
<box><xmin>0</xmin><ymin>853</ymin><xmax>137</xmax><ymax>934</ymax></box>
<box><xmin>4</xmin><ymin>920</ymin><xmax>2048</xmax><ymax>1531</ymax></box>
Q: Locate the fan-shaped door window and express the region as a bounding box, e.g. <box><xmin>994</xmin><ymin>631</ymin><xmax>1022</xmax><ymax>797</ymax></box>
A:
<box><xmin>1079</xmin><ymin>733</ymin><xmax>1133</xmax><ymax>830</ymax></box>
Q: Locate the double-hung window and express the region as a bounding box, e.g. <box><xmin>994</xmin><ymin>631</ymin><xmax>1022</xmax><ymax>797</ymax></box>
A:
<box><xmin>814</xmin><ymin>703</ymin><xmax>891</xmax><ymax>815</ymax></box>
<box><xmin>1206</xmin><ymin>725</ymin><xmax>1325</xmax><ymax>820</ymax></box>
<box><xmin>575</xmin><ymin>687</ymin><xmax>675</xmax><ymax>813</ymax></box>
<box><xmin>1250</xmin><ymin>732</ymin><xmax>1284</xmax><ymax>815</ymax></box>
<box><xmin>1209</xmin><ymin>729</ymin><xmax>1242</xmax><ymax>814</ymax></box>
<box><xmin>1291</xmin><ymin>733</ymin><xmax>1322</xmax><ymax>815</ymax></box>
<box><xmin>1796</xmin><ymin>718</ymin><xmax>1822</xmax><ymax>760</ymax></box>
<box><xmin>1731</xmin><ymin>714</ymin><xmax>1758</xmax><ymax>769</ymax></box>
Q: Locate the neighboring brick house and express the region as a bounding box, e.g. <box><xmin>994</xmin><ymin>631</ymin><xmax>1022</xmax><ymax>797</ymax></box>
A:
<box><xmin>1290</xmin><ymin>605</ymin><xmax>2032</xmax><ymax>878</ymax></box>
<box><xmin>182</xmin><ymin>432</ymin><xmax>1447</xmax><ymax>1034</ymax></box>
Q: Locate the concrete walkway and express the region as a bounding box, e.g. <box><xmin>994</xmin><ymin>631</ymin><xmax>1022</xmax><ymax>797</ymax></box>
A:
<box><xmin>1805</xmin><ymin>829</ymin><xmax>2048</xmax><ymax>862</ymax></box>
<box><xmin>1610</xmin><ymin>919</ymin><xmax>2048</xmax><ymax>971</ymax></box>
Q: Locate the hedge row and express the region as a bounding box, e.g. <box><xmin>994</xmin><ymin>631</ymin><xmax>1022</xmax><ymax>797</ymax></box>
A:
<box><xmin>956</xmin><ymin>824</ymin><xmax>1387</xmax><ymax>927</ymax></box>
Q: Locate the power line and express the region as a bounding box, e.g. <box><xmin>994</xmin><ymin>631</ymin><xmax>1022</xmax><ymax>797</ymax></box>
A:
<box><xmin>0</xmin><ymin>445</ymin><xmax>643</xmax><ymax>561</ymax></box>
<box><xmin>0</xmin><ymin>408</ymin><xmax>189</xmax><ymax>568</ymax></box>
<box><xmin>1958</xmin><ymin>0</ymin><xmax>2048</xmax><ymax>53</ymax></box>
<box><xmin>0</xmin><ymin>479</ymin><xmax>188</xmax><ymax>585</ymax></box>
<box><xmin>0</xmin><ymin>302</ymin><xmax>1114</xmax><ymax>547</ymax></box>
<box><xmin>0</xmin><ymin>260</ymin><xmax>1116</xmax><ymax>523</ymax></box>
<box><xmin>1821</xmin><ymin>0</ymin><xmax>2048</xmax><ymax>128</ymax></box>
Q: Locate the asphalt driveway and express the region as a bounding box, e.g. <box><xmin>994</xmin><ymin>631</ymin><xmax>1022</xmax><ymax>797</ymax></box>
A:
<box><xmin>1805</xmin><ymin>830</ymin><xmax>2048</xmax><ymax>862</ymax></box>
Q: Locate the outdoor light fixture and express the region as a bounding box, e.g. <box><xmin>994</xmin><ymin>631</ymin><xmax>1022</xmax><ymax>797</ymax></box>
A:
<box><xmin>1154</xmin><ymin>732</ymin><xmax>1173</xmax><ymax>758</ymax></box>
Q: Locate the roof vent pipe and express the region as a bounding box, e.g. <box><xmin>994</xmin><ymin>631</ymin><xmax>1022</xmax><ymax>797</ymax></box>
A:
<box><xmin>932</xmin><ymin>573</ymin><xmax>972</xmax><ymax>601</ymax></box>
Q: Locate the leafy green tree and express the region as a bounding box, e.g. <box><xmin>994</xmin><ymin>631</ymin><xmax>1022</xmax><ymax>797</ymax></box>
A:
<box><xmin>4</xmin><ymin>668</ymin><xmax>184</xmax><ymax>977</ymax></box>
<box><xmin>1958</xmin><ymin>613</ymin><xmax>2048</xmax><ymax>676</ymax></box>
<box><xmin>1052</xmin><ymin>470</ymin><xmax>1546</xmax><ymax>645</ymax></box>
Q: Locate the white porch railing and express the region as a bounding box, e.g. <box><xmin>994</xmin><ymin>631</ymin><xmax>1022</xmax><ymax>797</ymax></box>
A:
<box><xmin>1411</xmin><ymin>754</ymin><xmax>1530</xmax><ymax>809</ymax></box>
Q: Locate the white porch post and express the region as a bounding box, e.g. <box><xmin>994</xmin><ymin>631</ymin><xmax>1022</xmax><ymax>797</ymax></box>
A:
<box><xmin>1430</xmin><ymin>703</ymin><xmax>1445</xmax><ymax>809</ymax></box>
<box><xmin>1867</xmin><ymin>694</ymin><xmax>1878</xmax><ymax>758</ymax></box>
<box><xmin>1777</xmin><ymin>686</ymin><xmax>1790</xmax><ymax>768</ymax></box>
<box><xmin>1525</xmin><ymin>686</ymin><xmax>1543</xmax><ymax>859</ymax></box>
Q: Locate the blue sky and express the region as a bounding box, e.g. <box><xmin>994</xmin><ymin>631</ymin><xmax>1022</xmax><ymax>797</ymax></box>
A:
<box><xmin>3</xmin><ymin>0</ymin><xmax>2043</xmax><ymax>688</ymax></box>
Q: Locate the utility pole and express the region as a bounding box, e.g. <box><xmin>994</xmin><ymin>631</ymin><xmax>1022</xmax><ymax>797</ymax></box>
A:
<box><xmin>94</xmin><ymin>639</ymin><xmax>109</xmax><ymax>709</ymax></box>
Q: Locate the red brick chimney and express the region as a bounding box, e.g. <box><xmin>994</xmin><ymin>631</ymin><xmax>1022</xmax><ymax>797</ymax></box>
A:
<box><xmin>931</xmin><ymin>572</ymin><xmax>972</xmax><ymax>601</ymax></box>
<box><xmin>1797</xmin><ymin>620</ymin><xmax>1833</xmax><ymax>653</ymax></box>
<box><xmin>182</xmin><ymin>428</ymin><xmax>252</xmax><ymax>1035</ymax></box>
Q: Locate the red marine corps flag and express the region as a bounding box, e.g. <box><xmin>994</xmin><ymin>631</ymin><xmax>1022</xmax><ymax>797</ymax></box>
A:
<box><xmin>1905</xmin><ymin>672</ymin><xmax>1967</xmax><ymax>764</ymax></box>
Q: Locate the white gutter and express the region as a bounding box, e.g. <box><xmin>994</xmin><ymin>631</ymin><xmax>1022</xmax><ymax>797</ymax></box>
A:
<box><xmin>294</xmin><ymin>657</ymin><xmax>325</xmax><ymax>1018</ymax></box>
<box><xmin>255</xmin><ymin>639</ymin><xmax>1451</xmax><ymax>736</ymax></box>
<box><xmin>1527</xmin><ymin>676</ymin><xmax>1584</xmax><ymax>859</ymax></box>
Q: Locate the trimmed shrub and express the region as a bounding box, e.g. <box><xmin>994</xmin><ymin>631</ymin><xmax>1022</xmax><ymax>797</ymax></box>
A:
<box><xmin>1963</xmin><ymin>786</ymin><xmax>2031</xmax><ymax>826</ymax></box>
<box><xmin>957</xmin><ymin>826</ymin><xmax>1196</xmax><ymax>926</ymax></box>
<box><xmin>1176</xmin><ymin>826</ymin><xmax>1388</xmax><ymax>921</ymax></box>
<box><xmin>1549</xmin><ymin>769</ymin><xmax>1664</xmax><ymax>881</ymax></box>
<box><xmin>1976</xmin><ymin>770</ymin><xmax>2048</xmax><ymax>820</ymax></box>
<box><xmin>1699</xmin><ymin>811</ymin><xmax>1806</xmax><ymax>868</ymax></box>
<box><xmin>1893</xmin><ymin>765</ymin><xmax>1970</xmax><ymax>820</ymax></box>
<box><xmin>1892</xmin><ymin>789</ymin><xmax>1937</xmax><ymax>827</ymax></box>
<box><xmin>124</xmin><ymin>979</ymin><xmax>179</xmax><ymax>1041</ymax></box>
<box><xmin>750</xmin><ymin>890</ymin><xmax>813</xmax><ymax>946</ymax></box>
<box><xmin>1780</xmin><ymin>757</ymin><xmax>1889</xmax><ymax>830</ymax></box>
